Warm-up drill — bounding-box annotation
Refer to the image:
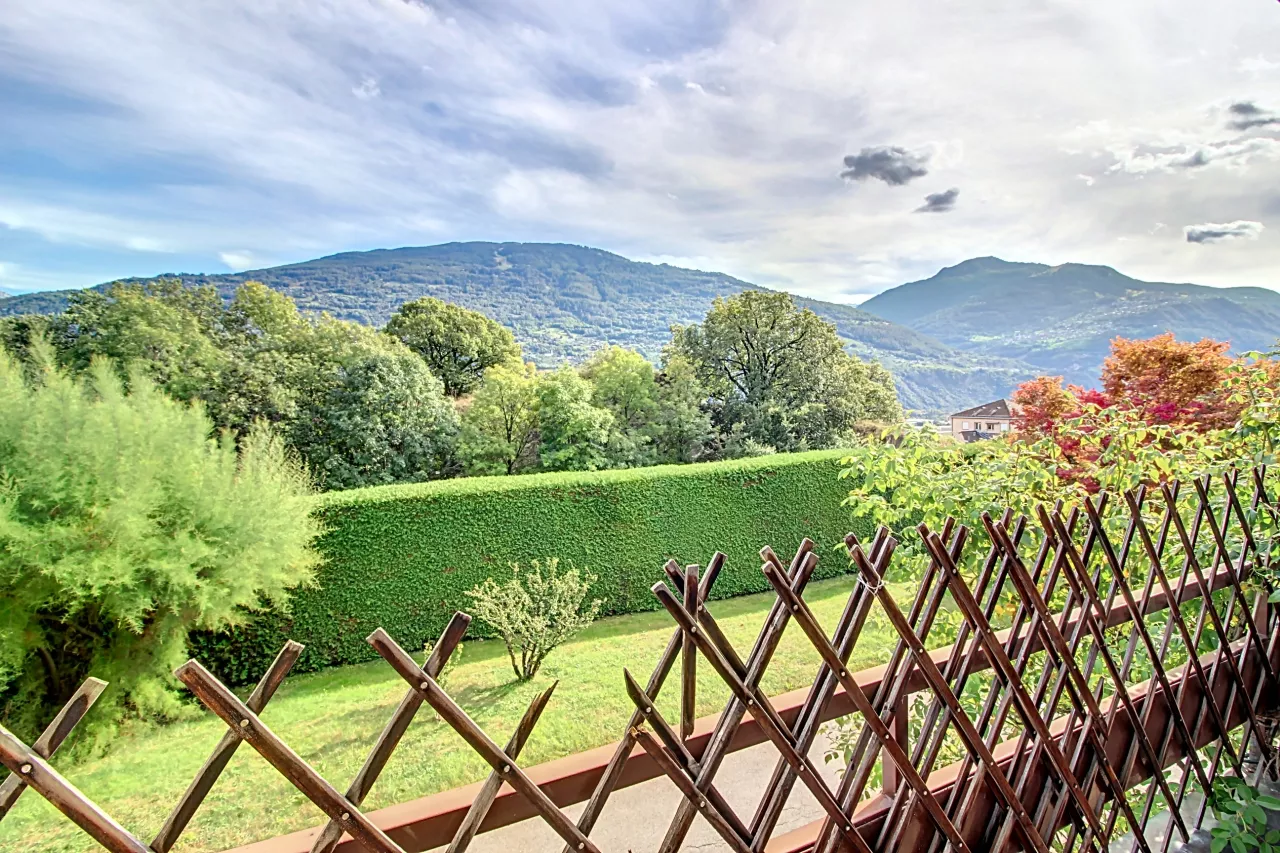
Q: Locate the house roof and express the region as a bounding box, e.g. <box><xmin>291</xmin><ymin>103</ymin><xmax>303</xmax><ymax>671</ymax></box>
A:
<box><xmin>952</xmin><ymin>399</ymin><xmax>1014</xmax><ymax>419</ymax></box>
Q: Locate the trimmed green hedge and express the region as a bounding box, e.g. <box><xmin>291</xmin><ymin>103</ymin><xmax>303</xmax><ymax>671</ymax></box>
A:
<box><xmin>189</xmin><ymin>449</ymin><xmax>867</xmax><ymax>684</ymax></box>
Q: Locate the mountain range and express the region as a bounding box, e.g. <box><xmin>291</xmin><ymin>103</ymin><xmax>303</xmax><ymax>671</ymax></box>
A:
<box><xmin>2</xmin><ymin>243</ymin><xmax>1276</xmax><ymax>416</ymax></box>
<box><xmin>862</xmin><ymin>257</ymin><xmax>1280</xmax><ymax>386</ymax></box>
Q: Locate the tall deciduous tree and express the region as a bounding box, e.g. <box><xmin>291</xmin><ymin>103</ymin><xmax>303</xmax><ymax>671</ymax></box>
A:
<box><xmin>458</xmin><ymin>360</ymin><xmax>541</xmax><ymax>475</ymax></box>
<box><xmin>0</xmin><ymin>346</ymin><xmax>320</xmax><ymax>741</ymax></box>
<box><xmin>51</xmin><ymin>281</ymin><xmax>229</xmax><ymax>402</ymax></box>
<box><xmin>536</xmin><ymin>367</ymin><xmax>614</xmax><ymax>471</ymax></box>
<box><xmin>669</xmin><ymin>291</ymin><xmax>901</xmax><ymax>451</ymax></box>
<box><xmin>651</xmin><ymin>354</ymin><xmax>715</xmax><ymax>463</ymax></box>
<box><xmin>288</xmin><ymin>321</ymin><xmax>458</xmax><ymax>490</ymax></box>
<box><xmin>384</xmin><ymin>297</ymin><xmax>520</xmax><ymax>396</ymax></box>
<box><xmin>581</xmin><ymin>345</ymin><xmax>660</xmax><ymax>466</ymax></box>
<box><xmin>1102</xmin><ymin>333</ymin><xmax>1237</xmax><ymax>427</ymax></box>
<box><xmin>32</xmin><ymin>280</ymin><xmax>462</xmax><ymax>491</ymax></box>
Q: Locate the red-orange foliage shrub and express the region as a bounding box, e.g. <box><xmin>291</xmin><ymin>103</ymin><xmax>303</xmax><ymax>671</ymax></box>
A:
<box><xmin>1011</xmin><ymin>333</ymin><xmax>1255</xmax><ymax>489</ymax></box>
<box><xmin>1101</xmin><ymin>333</ymin><xmax>1238</xmax><ymax>427</ymax></box>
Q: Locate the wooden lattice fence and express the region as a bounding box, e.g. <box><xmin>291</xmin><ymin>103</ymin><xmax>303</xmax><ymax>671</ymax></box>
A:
<box><xmin>2</xmin><ymin>468</ymin><xmax>1279</xmax><ymax>853</ymax></box>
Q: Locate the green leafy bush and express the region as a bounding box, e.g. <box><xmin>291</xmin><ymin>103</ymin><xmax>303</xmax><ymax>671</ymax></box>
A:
<box><xmin>467</xmin><ymin>558</ymin><xmax>602</xmax><ymax>681</ymax></box>
<box><xmin>189</xmin><ymin>449</ymin><xmax>870</xmax><ymax>684</ymax></box>
<box><xmin>0</xmin><ymin>348</ymin><xmax>321</xmax><ymax>743</ymax></box>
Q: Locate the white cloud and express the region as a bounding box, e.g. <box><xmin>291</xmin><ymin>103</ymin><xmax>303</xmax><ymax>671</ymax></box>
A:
<box><xmin>1238</xmin><ymin>55</ymin><xmax>1280</xmax><ymax>75</ymax></box>
<box><xmin>0</xmin><ymin>0</ymin><xmax>1279</xmax><ymax>298</ymax></box>
<box><xmin>1106</xmin><ymin>137</ymin><xmax>1280</xmax><ymax>175</ymax></box>
<box><xmin>219</xmin><ymin>250</ymin><xmax>261</xmax><ymax>270</ymax></box>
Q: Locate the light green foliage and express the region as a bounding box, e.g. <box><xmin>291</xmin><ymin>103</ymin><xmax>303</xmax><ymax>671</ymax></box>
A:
<box><xmin>669</xmin><ymin>291</ymin><xmax>902</xmax><ymax>452</ymax></box>
<box><xmin>1208</xmin><ymin>776</ymin><xmax>1280</xmax><ymax>853</ymax></box>
<box><xmin>458</xmin><ymin>360</ymin><xmax>541</xmax><ymax>475</ymax></box>
<box><xmin>467</xmin><ymin>558</ymin><xmax>602</xmax><ymax>681</ymax></box>
<box><xmin>188</xmin><ymin>449</ymin><xmax>871</xmax><ymax>683</ymax></box>
<box><xmin>582</xmin><ymin>345</ymin><xmax>660</xmax><ymax>467</ymax></box>
<box><xmin>383</xmin><ymin>296</ymin><xmax>521</xmax><ymax>396</ymax></box>
<box><xmin>535</xmin><ymin>366</ymin><xmax>614</xmax><ymax>471</ymax></box>
<box><xmin>0</xmin><ymin>347</ymin><xmax>320</xmax><ymax>743</ymax></box>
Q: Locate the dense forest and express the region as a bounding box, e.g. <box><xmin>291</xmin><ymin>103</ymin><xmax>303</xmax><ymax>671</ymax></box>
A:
<box><xmin>0</xmin><ymin>281</ymin><xmax>902</xmax><ymax>491</ymax></box>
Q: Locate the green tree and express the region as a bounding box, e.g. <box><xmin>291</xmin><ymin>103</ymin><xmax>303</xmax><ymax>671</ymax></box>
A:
<box><xmin>581</xmin><ymin>345</ymin><xmax>659</xmax><ymax>466</ymax></box>
<box><xmin>466</xmin><ymin>558</ymin><xmax>602</xmax><ymax>681</ymax></box>
<box><xmin>536</xmin><ymin>367</ymin><xmax>614</xmax><ymax>471</ymax></box>
<box><xmin>0</xmin><ymin>347</ymin><xmax>320</xmax><ymax>742</ymax></box>
<box><xmin>31</xmin><ymin>281</ymin><xmax>463</xmax><ymax>491</ymax></box>
<box><xmin>384</xmin><ymin>297</ymin><xmax>521</xmax><ymax>396</ymax></box>
<box><xmin>0</xmin><ymin>314</ymin><xmax>52</xmax><ymax>373</ymax></box>
<box><xmin>51</xmin><ymin>281</ymin><xmax>229</xmax><ymax>402</ymax></box>
<box><xmin>289</xmin><ymin>321</ymin><xmax>459</xmax><ymax>490</ymax></box>
<box><xmin>458</xmin><ymin>361</ymin><xmax>541</xmax><ymax>475</ymax></box>
<box><xmin>669</xmin><ymin>291</ymin><xmax>901</xmax><ymax>450</ymax></box>
<box><xmin>650</xmin><ymin>354</ymin><xmax>715</xmax><ymax>463</ymax></box>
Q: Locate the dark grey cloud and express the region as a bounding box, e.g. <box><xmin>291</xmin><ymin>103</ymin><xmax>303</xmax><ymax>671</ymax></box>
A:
<box><xmin>915</xmin><ymin>187</ymin><xmax>959</xmax><ymax>213</ymax></box>
<box><xmin>1227</xmin><ymin>101</ymin><xmax>1280</xmax><ymax>131</ymax></box>
<box><xmin>840</xmin><ymin>146</ymin><xmax>930</xmax><ymax>185</ymax></box>
<box><xmin>1184</xmin><ymin>220</ymin><xmax>1265</xmax><ymax>244</ymax></box>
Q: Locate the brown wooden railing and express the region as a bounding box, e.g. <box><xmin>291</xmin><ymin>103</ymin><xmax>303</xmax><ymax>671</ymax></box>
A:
<box><xmin>2</xmin><ymin>469</ymin><xmax>1278</xmax><ymax>853</ymax></box>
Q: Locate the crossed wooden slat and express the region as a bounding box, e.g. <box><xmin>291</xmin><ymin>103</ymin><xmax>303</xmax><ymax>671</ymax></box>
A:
<box><xmin>310</xmin><ymin>613</ymin><xmax>470</xmax><ymax>853</ymax></box>
<box><xmin>560</xmin><ymin>551</ymin><xmax>725</xmax><ymax>853</ymax></box>
<box><xmin>0</xmin><ymin>677</ymin><xmax>106</xmax><ymax>822</ymax></box>
<box><xmin>367</xmin><ymin>626</ymin><xmax>598</xmax><ymax>853</ymax></box>
<box><xmin>653</xmin><ymin>539</ymin><xmax>826</xmax><ymax>853</ymax></box>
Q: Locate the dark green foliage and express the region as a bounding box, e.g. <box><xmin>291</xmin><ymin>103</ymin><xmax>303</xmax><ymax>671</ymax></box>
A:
<box><xmin>6</xmin><ymin>280</ymin><xmax>460</xmax><ymax>491</ymax></box>
<box><xmin>383</xmin><ymin>296</ymin><xmax>521</xmax><ymax>396</ymax></box>
<box><xmin>0</xmin><ymin>242</ymin><xmax>1030</xmax><ymax>415</ymax></box>
<box><xmin>289</xmin><ymin>340</ymin><xmax>458</xmax><ymax>490</ymax></box>
<box><xmin>669</xmin><ymin>291</ymin><xmax>903</xmax><ymax>451</ymax></box>
<box><xmin>188</xmin><ymin>449</ymin><xmax>870</xmax><ymax>684</ymax></box>
<box><xmin>860</xmin><ymin>256</ymin><xmax>1280</xmax><ymax>386</ymax></box>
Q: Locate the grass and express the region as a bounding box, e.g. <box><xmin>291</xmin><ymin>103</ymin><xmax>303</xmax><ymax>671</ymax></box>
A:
<box><xmin>2</xmin><ymin>575</ymin><xmax>909</xmax><ymax>853</ymax></box>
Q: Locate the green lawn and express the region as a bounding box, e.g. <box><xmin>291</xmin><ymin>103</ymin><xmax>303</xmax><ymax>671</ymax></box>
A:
<box><xmin>2</xmin><ymin>575</ymin><xmax>908</xmax><ymax>853</ymax></box>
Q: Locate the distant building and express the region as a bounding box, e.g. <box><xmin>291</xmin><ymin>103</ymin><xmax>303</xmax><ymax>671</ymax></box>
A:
<box><xmin>950</xmin><ymin>399</ymin><xmax>1017</xmax><ymax>442</ymax></box>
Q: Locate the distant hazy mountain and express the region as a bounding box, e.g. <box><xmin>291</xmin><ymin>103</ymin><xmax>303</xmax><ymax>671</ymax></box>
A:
<box><xmin>861</xmin><ymin>257</ymin><xmax>1280</xmax><ymax>385</ymax></box>
<box><xmin>0</xmin><ymin>242</ymin><xmax>1030</xmax><ymax>416</ymax></box>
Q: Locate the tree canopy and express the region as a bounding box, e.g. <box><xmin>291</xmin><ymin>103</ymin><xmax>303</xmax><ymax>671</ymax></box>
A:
<box><xmin>2</xmin><ymin>280</ymin><xmax>907</xmax><ymax>489</ymax></box>
<box><xmin>383</xmin><ymin>296</ymin><xmax>520</xmax><ymax>396</ymax></box>
<box><xmin>668</xmin><ymin>290</ymin><xmax>902</xmax><ymax>451</ymax></box>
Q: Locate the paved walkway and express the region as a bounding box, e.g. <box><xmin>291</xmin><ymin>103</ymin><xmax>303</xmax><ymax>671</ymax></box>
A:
<box><xmin>425</xmin><ymin>731</ymin><xmax>844</xmax><ymax>852</ymax></box>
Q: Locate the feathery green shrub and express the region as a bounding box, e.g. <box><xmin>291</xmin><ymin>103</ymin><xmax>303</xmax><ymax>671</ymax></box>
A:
<box><xmin>0</xmin><ymin>348</ymin><xmax>320</xmax><ymax>744</ymax></box>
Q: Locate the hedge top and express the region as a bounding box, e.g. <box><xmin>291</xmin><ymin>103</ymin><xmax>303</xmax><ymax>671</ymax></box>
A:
<box><xmin>316</xmin><ymin>448</ymin><xmax>850</xmax><ymax>507</ymax></box>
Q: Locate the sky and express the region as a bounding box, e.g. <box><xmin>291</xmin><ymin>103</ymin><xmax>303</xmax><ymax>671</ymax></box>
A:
<box><xmin>1</xmin><ymin>0</ymin><xmax>1279</xmax><ymax>303</ymax></box>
